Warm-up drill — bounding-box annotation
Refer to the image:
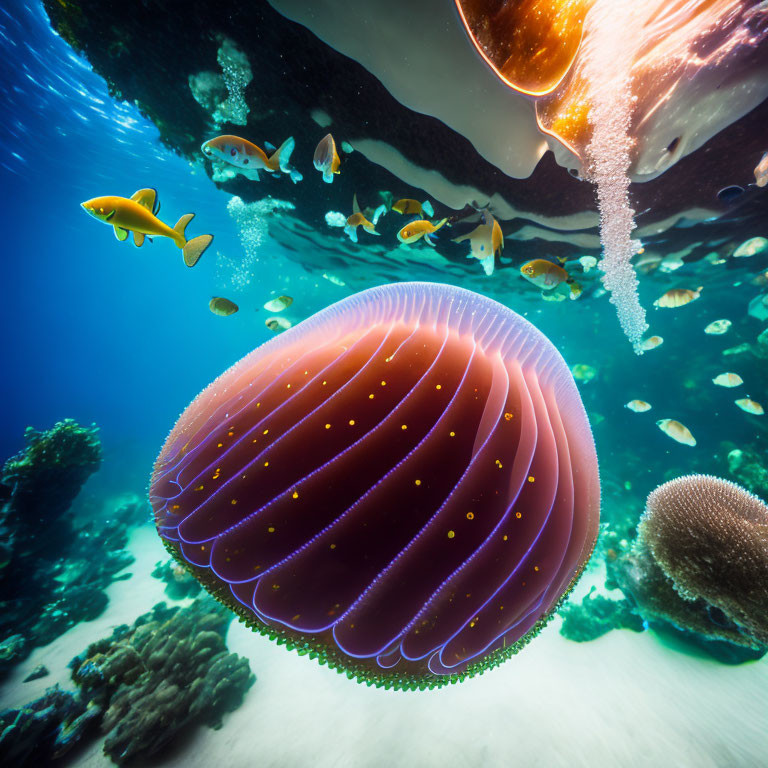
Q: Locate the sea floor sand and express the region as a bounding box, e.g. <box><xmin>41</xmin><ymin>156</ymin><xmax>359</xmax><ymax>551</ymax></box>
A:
<box><xmin>2</xmin><ymin>525</ymin><xmax>766</xmax><ymax>768</ymax></box>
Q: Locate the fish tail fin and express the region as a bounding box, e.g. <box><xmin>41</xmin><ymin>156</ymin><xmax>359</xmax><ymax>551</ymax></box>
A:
<box><xmin>433</xmin><ymin>218</ymin><xmax>448</xmax><ymax>232</ymax></box>
<box><xmin>363</xmin><ymin>222</ymin><xmax>380</xmax><ymax>236</ymax></box>
<box><xmin>182</xmin><ymin>234</ymin><xmax>214</xmax><ymax>267</ymax></box>
<box><xmin>173</xmin><ymin>213</ymin><xmax>195</xmax><ymax>246</ymax></box>
<box><xmin>270</xmin><ymin>137</ymin><xmax>295</xmax><ymax>172</ymax></box>
<box><xmin>322</xmin><ymin>169</ymin><xmax>334</xmax><ymax>184</ymax></box>
<box><xmin>480</xmin><ymin>255</ymin><xmax>495</xmax><ymax>276</ymax></box>
<box><xmin>422</xmin><ymin>200</ymin><xmax>434</xmax><ymax>218</ymax></box>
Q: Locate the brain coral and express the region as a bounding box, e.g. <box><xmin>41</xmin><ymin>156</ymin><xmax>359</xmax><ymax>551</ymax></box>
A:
<box><xmin>642</xmin><ymin>474</ymin><xmax>768</xmax><ymax>646</ymax></box>
<box><xmin>150</xmin><ymin>282</ymin><xmax>600</xmax><ymax>689</ymax></box>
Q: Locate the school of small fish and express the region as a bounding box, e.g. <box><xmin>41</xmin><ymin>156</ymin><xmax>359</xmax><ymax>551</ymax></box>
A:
<box><xmin>79</xmin><ymin>129</ymin><xmax>768</xmax><ymax>454</ymax></box>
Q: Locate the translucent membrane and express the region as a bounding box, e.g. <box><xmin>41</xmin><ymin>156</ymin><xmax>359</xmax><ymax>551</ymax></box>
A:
<box><xmin>150</xmin><ymin>283</ymin><xmax>600</xmax><ymax>686</ymax></box>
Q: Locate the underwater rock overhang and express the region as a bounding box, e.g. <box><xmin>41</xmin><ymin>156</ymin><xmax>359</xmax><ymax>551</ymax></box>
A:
<box><xmin>42</xmin><ymin>0</ymin><xmax>768</xmax><ymax>262</ymax></box>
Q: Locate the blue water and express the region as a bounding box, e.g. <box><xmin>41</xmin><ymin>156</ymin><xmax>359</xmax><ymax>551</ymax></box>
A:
<box><xmin>0</xmin><ymin>2</ymin><xmax>767</xmax><ymax>765</ymax></box>
<box><xmin>0</xmin><ymin>0</ymin><xmax>314</xmax><ymax>490</ymax></box>
<box><xmin>2</xmin><ymin>0</ymin><xmax>766</xmax><ymax>505</ymax></box>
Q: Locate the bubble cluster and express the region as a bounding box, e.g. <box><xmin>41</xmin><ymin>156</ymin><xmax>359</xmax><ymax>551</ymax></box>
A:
<box><xmin>583</xmin><ymin>0</ymin><xmax>648</xmax><ymax>353</ymax></box>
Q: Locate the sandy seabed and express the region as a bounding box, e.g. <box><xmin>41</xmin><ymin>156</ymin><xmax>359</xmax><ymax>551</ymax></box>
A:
<box><xmin>2</xmin><ymin>525</ymin><xmax>767</xmax><ymax>768</ymax></box>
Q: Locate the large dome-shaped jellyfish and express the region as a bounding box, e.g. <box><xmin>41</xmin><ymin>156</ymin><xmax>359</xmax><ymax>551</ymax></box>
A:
<box><xmin>150</xmin><ymin>283</ymin><xmax>600</xmax><ymax>689</ymax></box>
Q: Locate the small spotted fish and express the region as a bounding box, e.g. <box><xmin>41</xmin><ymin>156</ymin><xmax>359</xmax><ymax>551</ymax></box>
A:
<box><xmin>626</xmin><ymin>400</ymin><xmax>652</xmax><ymax>413</ymax></box>
<box><xmin>712</xmin><ymin>372</ymin><xmax>743</xmax><ymax>388</ymax></box>
<box><xmin>735</xmin><ymin>398</ymin><xmax>764</xmax><ymax>415</ymax></box>
<box><xmin>656</xmin><ymin>419</ymin><xmax>696</xmax><ymax>446</ymax></box>
<box><xmin>639</xmin><ymin>335</ymin><xmax>663</xmax><ymax>351</ymax></box>
<box><xmin>653</xmin><ymin>287</ymin><xmax>701</xmax><ymax>309</ymax></box>
<box><xmin>263</xmin><ymin>295</ymin><xmax>293</xmax><ymax>312</ymax></box>
<box><xmin>704</xmin><ymin>319</ymin><xmax>731</xmax><ymax>335</ymax></box>
<box><xmin>209</xmin><ymin>297</ymin><xmax>238</xmax><ymax>316</ymax></box>
<box><xmin>266</xmin><ymin>316</ymin><xmax>292</xmax><ymax>332</ymax></box>
<box><xmin>392</xmin><ymin>198</ymin><xmax>434</xmax><ymax>218</ymax></box>
<box><xmin>201</xmin><ymin>135</ymin><xmax>302</xmax><ymax>183</ymax></box>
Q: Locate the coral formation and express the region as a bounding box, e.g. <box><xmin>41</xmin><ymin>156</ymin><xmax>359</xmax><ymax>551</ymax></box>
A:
<box><xmin>719</xmin><ymin>441</ymin><xmax>768</xmax><ymax>498</ymax></box>
<box><xmin>0</xmin><ymin>423</ymin><xmax>146</xmax><ymax>670</ymax></box>
<box><xmin>1</xmin><ymin>599</ymin><xmax>254</xmax><ymax>766</ymax></box>
<box><xmin>641</xmin><ymin>475</ymin><xmax>768</xmax><ymax>646</ymax></box>
<box><xmin>610</xmin><ymin>538</ymin><xmax>765</xmax><ymax>663</ymax></box>
<box><xmin>0</xmin><ymin>686</ymin><xmax>99</xmax><ymax>766</ymax></box>
<box><xmin>151</xmin><ymin>558</ymin><xmax>202</xmax><ymax>600</ymax></box>
<box><xmin>559</xmin><ymin>588</ymin><xmax>644</xmax><ymax>642</ymax></box>
<box><xmin>70</xmin><ymin>597</ymin><xmax>255</xmax><ymax>765</ymax></box>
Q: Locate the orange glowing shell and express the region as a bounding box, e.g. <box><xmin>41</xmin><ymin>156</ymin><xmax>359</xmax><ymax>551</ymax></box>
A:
<box><xmin>454</xmin><ymin>0</ymin><xmax>594</xmax><ymax>96</ymax></box>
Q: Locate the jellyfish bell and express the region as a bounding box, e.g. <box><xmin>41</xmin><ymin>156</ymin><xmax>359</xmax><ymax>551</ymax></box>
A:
<box><xmin>150</xmin><ymin>283</ymin><xmax>600</xmax><ymax>689</ymax></box>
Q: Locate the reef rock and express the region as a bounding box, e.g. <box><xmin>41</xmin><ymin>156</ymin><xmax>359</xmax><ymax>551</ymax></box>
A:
<box><xmin>70</xmin><ymin>597</ymin><xmax>255</xmax><ymax>765</ymax></box>
<box><xmin>0</xmin><ymin>686</ymin><xmax>99</xmax><ymax>766</ymax></box>
<box><xmin>0</xmin><ymin>424</ymin><xmax>147</xmax><ymax>669</ymax></box>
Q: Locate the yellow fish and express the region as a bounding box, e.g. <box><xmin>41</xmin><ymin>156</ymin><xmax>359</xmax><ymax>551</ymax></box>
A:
<box><xmin>626</xmin><ymin>400</ymin><xmax>652</xmax><ymax>413</ymax></box>
<box><xmin>712</xmin><ymin>372</ymin><xmax>743</xmax><ymax>388</ymax></box>
<box><xmin>80</xmin><ymin>188</ymin><xmax>213</xmax><ymax>267</ymax></box>
<box><xmin>704</xmin><ymin>319</ymin><xmax>731</xmax><ymax>335</ymax></box>
<box><xmin>392</xmin><ymin>198</ymin><xmax>434</xmax><ymax>217</ymax></box>
<box><xmin>735</xmin><ymin>398</ymin><xmax>764</xmax><ymax>415</ymax></box>
<box><xmin>656</xmin><ymin>419</ymin><xmax>696</xmax><ymax>447</ymax></box>
<box><xmin>266</xmin><ymin>316</ymin><xmax>292</xmax><ymax>332</ymax></box>
<box><xmin>263</xmin><ymin>295</ymin><xmax>293</xmax><ymax>312</ymax></box>
<box><xmin>313</xmin><ymin>133</ymin><xmax>340</xmax><ymax>184</ymax></box>
<box><xmin>344</xmin><ymin>194</ymin><xmax>380</xmax><ymax>243</ymax></box>
<box><xmin>639</xmin><ymin>336</ymin><xmax>663</xmax><ymax>351</ymax></box>
<box><xmin>653</xmin><ymin>287</ymin><xmax>701</xmax><ymax>308</ymax></box>
<box><xmin>520</xmin><ymin>259</ymin><xmax>581</xmax><ymax>299</ymax></box>
<box><xmin>209</xmin><ymin>297</ymin><xmax>239</xmax><ymax>316</ymax></box>
<box><xmin>452</xmin><ymin>212</ymin><xmax>503</xmax><ymax>276</ymax></box>
<box><xmin>397</xmin><ymin>218</ymin><xmax>448</xmax><ymax>246</ymax></box>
